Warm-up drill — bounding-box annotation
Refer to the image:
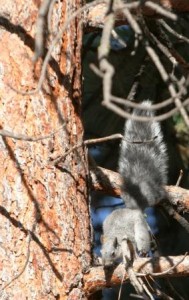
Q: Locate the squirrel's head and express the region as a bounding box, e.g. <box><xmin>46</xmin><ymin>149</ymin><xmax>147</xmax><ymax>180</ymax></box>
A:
<box><xmin>101</xmin><ymin>236</ymin><xmax>122</xmax><ymax>268</ymax></box>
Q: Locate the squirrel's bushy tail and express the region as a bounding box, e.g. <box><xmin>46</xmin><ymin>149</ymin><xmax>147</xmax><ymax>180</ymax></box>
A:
<box><xmin>119</xmin><ymin>100</ymin><xmax>168</xmax><ymax>210</ymax></box>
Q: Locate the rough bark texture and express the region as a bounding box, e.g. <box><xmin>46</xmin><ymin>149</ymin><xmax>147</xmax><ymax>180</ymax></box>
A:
<box><xmin>90</xmin><ymin>166</ymin><xmax>189</xmax><ymax>212</ymax></box>
<box><xmin>0</xmin><ymin>0</ymin><xmax>91</xmax><ymax>299</ymax></box>
<box><xmin>83</xmin><ymin>255</ymin><xmax>189</xmax><ymax>296</ymax></box>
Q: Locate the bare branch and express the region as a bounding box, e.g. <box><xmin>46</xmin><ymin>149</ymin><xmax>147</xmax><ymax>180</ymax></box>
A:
<box><xmin>176</xmin><ymin>170</ymin><xmax>184</xmax><ymax>187</ymax></box>
<box><xmin>93</xmin><ymin>0</ymin><xmax>189</xmax><ymax>125</ymax></box>
<box><xmin>144</xmin><ymin>1</ymin><xmax>177</xmax><ymax>20</ymax></box>
<box><xmin>137</xmin><ymin>252</ymin><xmax>188</xmax><ymax>277</ymax></box>
<box><xmin>0</xmin><ymin>224</ymin><xmax>35</xmax><ymax>293</ymax></box>
<box><xmin>103</xmin><ymin>98</ymin><xmax>189</xmax><ymax>122</ymax></box>
<box><xmin>111</xmin><ymin>95</ymin><xmax>177</xmax><ymax>110</ymax></box>
<box><xmin>52</xmin><ymin>134</ymin><xmax>123</xmax><ymax>165</ymax></box>
<box><xmin>0</xmin><ymin>124</ymin><xmax>65</xmax><ymax>142</ymax></box>
<box><xmin>159</xmin><ymin>19</ymin><xmax>189</xmax><ymax>44</ymax></box>
<box><xmin>144</xmin><ymin>42</ymin><xmax>189</xmax><ymax>127</ymax></box>
<box><xmin>162</xmin><ymin>202</ymin><xmax>189</xmax><ymax>233</ymax></box>
<box><xmin>121</xmin><ymin>239</ymin><xmax>146</xmax><ymax>297</ymax></box>
<box><xmin>89</xmin><ymin>166</ymin><xmax>189</xmax><ymax>212</ymax></box>
<box><xmin>10</xmin><ymin>0</ymin><xmax>105</xmax><ymax>95</ymax></box>
<box><xmin>84</xmin><ymin>0</ymin><xmax>189</xmax><ymax>30</ymax></box>
<box><xmin>33</xmin><ymin>0</ymin><xmax>52</xmax><ymax>62</ymax></box>
<box><xmin>51</xmin><ymin>128</ymin><xmax>158</xmax><ymax>167</ymax></box>
<box><xmin>83</xmin><ymin>255</ymin><xmax>189</xmax><ymax>295</ymax></box>
<box><xmin>98</xmin><ymin>0</ymin><xmax>116</xmax><ymax>105</ymax></box>
<box><xmin>47</xmin><ymin>0</ymin><xmax>57</xmax><ymax>33</ymax></box>
<box><xmin>121</xmin><ymin>4</ymin><xmax>142</xmax><ymax>38</ymax></box>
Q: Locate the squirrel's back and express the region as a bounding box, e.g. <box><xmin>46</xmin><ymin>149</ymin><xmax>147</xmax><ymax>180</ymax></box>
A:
<box><xmin>119</xmin><ymin>101</ymin><xmax>168</xmax><ymax>210</ymax></box>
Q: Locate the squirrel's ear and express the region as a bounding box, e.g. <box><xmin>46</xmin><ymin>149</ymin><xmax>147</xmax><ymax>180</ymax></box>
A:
<box><xmin>113</xmin><ymin>237</ymin><xmax>118</xmax><ymax>248</ymax></box>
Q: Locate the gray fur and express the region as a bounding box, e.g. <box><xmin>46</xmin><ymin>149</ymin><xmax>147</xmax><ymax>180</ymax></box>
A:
<box><xmin>119</xmin><ymin>100</ymin><xmax>168</xmax><ymax>210</ymax></box>
<box><xmin>101</xmin><ymin>208</ymin><xmax>150</xmax><ymax>267</ymax></box>
<box><xmin>101</xmin><ymin>101</ymin><xmax>168</xmax><ymax>266</ymax></box>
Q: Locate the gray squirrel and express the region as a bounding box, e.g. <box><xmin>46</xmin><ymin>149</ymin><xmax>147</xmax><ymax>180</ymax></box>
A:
<box><xmin>101</xmin><ymin>101</ymin><xmax>168</xmax><ymax>267</ymax></box>
<box><xmin>101</xmin><ymin>208</ymin><xmax>151</xmax><ymax>267</ymax></box>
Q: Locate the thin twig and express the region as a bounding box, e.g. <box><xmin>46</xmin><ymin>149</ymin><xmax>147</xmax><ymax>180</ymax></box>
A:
<box><xmin>117</xmin><ymin>268</ymin><xmax>126</xmax><ymax>300</ymax></box>
<box><xmin>126</xmin><ymin>63</ymin><xmax>145</xmax><ymax>101</ymax></box>
<box><xmin>0</xmin><ymin>123</ymin><xmax>65</xmax><ymax>142</ymax></box>
<box><xmin>176</xmin><ymin>170</ymin><xmax>183</xmax><ymax>186</ymax></box>
<box><xmin>52</xmin><ymin>133</ymin><xmax>123</xmax><ymax>165</ymax></box>
<box><xmin>111</xmin><ymin>28</ymin><xmax>127</xmax><ymax>48</ymax></box>
<box><xmin>111</xmin><ymin>94</ymin><xmax>177</xmax><ymax>109</ymax></box>
<box><xmin>159</xmin><ymin>19</ymin><xmax>189</xmax><ymax>44</ymax></box>
<box><xmin>53</xmin><ymin>133</ymin><xmax>158</xmax><ymax>166</ymax></box>
<box><xmin>153</xmin><ymin>285</ymin><xmax>174</xmax><ymax>300</ymax></box>
<box><xmin>163</xmin><ymin>202</ymin><xmax>189</xmax><ymax>234</ymax></box>
<box><xmin>144</xmin><ymin>1</ymin><xmax>177</xmax><ymax>21</ymax></box>
<box><xmin>121</xmin><ymin>239</ymin><xmax>144</xmax><ymax>295</ymax></box>
<box><xmin>10</xmin><ymin>0</ymin><xmax>105</xmax><ymax>95</ymax></box>
<box><xmin>98</xmin><ymin>0</ymin><xmax>115</xmax><ymax>105</ymax></box>
<box><xmin>144</xmin><ymin>42</ymin><xmax>189</xmax><ymax>127</ymax></box>
<box><xmin>94</xmin><ymin>0</ymin><xmax>187</xmax><ymax>125</ymax></box>
<box><xmin>137</xmin><ymin>252</ymin><xmax>188</xmax><ymax>277</ymax></box>
<box><xmin>147</xmin><ymin>28</ymin><xmax>179</xmax><ymax>69</ymax></box>
<box><xmin>47</xmin><ymin>0</ymin><xmax>57</xmax><ymax>33</ymax></box>
<box><xmin>166</xmin><ymin>278</ymin><xmax>186</xmax><ymax>300</ymax></box>
<box><xmin>0</xmin><ymin>227</ymin><xmax>34</xmax><ymax>293</ymax></box>
<box><xmin>121</xmin><ymin>5</ymin><xmax>142</xmax><ymax>38</ymax></box>
<box><xmin>33</xmin><ymin>0</ymin><xmax>52</xmax><ymax>62</ymax></box>
<box><xmin>89</xmin><ymin>63</ymin><xmax>103</xmax><ymax>77</ymax></box>
<box><xmin>104</xmin><ymin>97</ymin><xmax>189</xmax><ymax>122</ymax></box>
<box><xmin>137</xmin><ymin>277</ymin><xmax>154</xmax><ymax>300</ymax></box>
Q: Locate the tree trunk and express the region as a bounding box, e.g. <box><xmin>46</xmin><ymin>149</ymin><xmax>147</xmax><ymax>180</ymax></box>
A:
<box><xmin>0</xmin><ymin>0</ymin><xmax>91</xmax><ymax>299</ymax></box>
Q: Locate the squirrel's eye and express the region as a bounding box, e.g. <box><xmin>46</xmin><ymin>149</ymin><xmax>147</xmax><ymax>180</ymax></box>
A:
<box><xmin>111</xmin><ymin>251</ymin><xmax>115</xmax><ymax>257</ymax></box>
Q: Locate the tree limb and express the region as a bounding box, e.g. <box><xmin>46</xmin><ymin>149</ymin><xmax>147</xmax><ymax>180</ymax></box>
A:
<box><xmin>84</xmin><ymin>0</ymin><xmax>189</xmax><ymax>31</ymax></box>
<box><xmin>83</xmin><ymin>255</ymin><xmax>189</xmax><ymax>295</ymax></box>
<box><xmin>89</xmin><ymin>166</ymin><xmax>189</xmax><ymax>212</ymax></box>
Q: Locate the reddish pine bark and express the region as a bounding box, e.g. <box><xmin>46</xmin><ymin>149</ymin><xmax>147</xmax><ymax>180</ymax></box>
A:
<box><xmin>0</xmin><ymin>0</ymin><xmax>91</xmax><ymax>299</ymax></box>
